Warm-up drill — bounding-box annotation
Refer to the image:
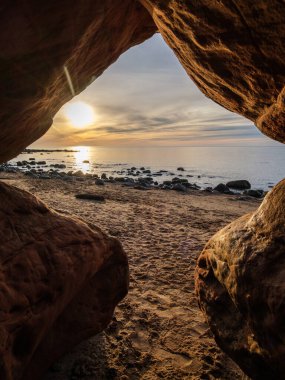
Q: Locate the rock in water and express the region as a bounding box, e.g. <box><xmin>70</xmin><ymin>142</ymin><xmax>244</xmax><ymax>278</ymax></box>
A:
<box><xmin>244</xmin><ymin>189</ymin><xmax>264</xmax><ymax>198</ymax></box>
<box><xmin>195</xmin><ymin>178</ymin><xmax>285</xmax><ymax>379</ymax></box>
<box><xmin>226</xmin><ymin>180</ymin><xmax>251</xmax><ymax>190</ymax></box>
<box><xmin>0</xmin><ymin>181</ymin><xmax>128</xmax><ymax>380</ymax></box>
<box><xmin>214</xmin><ymin>183</ymin><xmax>231</xmax><ymax>194</ymax></box>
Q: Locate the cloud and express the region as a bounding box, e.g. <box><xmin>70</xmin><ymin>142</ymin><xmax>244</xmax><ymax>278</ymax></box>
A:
<box><xmin>34</xmin><ymin>34</ymin><xmax>279</xmax><ymax>148</ymax></box>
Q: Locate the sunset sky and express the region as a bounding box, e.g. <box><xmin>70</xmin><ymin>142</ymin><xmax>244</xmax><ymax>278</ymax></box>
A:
<box><xmin>34</xmin><ymin>34</ymin><xmax>281</xmax><ymax>148</ymax></box>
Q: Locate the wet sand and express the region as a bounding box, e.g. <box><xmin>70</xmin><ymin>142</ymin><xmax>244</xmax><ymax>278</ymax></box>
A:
<box><xmin>2</xmin><ymin>174</ymin><xmax>258</xmax><ymax>379</ymax></box>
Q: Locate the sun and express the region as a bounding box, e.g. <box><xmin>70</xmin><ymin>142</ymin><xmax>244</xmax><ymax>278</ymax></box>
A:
<box><xmin>64</xmin><ymin>101</ymin><xmax>95</xmax><ymax>128</ymax></box>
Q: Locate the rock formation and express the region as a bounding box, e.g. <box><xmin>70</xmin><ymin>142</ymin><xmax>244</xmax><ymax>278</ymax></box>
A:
<box><xmin>0</xmin><ymin>1</ymin><xmax>156</xmax><ymax>163</ymax></box>
<box><xmin>1</xmin><ymin>1</ymin><xmax>285</xmax><ymax>378</ymax></box>
<box><xmin>0</xmin><ymin>181</ymin><xmax>128</xmax><ymax>380</ymax></box>
<box><xmin>196</xmin><ymin>179</ymin><xmax>285</xmax><ymax>379</ymax></box>
<box><xmin>1</xmin><ymin>1</ymin><xmax>285</xmax><ymax>163</ymax></box>
<box><xmin>141</xmin><ymin>0</ymin><xmax>285</xmax><ymax>143</ymax></box>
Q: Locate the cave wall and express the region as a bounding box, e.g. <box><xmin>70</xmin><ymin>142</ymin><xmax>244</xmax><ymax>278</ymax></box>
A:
<box><xmin>0</xmin><ymin>0</ymin><xmax>156</xmax><ymax>163</ymax></box>
<box><xmin>140</xmin><ymin>0</ymin><xmax>285</xmax><ymax>143</ymax></box>
<box><xmin>1</xmin><ymin>1</ymin><xmax>285</xmax><ymax>164</ymax></box>
<box><xmin>1</xmin><ymin>2</ymin><xmax>285</xmax><ymax>378</ymax></box>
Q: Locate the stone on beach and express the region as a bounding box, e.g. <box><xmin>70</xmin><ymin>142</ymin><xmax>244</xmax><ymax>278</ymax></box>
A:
<box><xmin>75</xmin><ymin>193</ymin><xmax>105</xmax><ymax>201</ymax></box>
<box><xmin>226</xmin><ymin>180</ymin><xmax>251</xmax><ymax>190</ymax></box>
<box><xmin>95</xmin><ymin>179</ymin><xmax>105</xmax><ymax>186</ymax></box>
<box><xmin>0</xmin><ymin>181</ymin><xmax>128</xmax><ymax>380</ymax></box>
<box><xmin>172</xmin><ymin>183</ymin><xmax>188</xmax><ymax>192</ymax></box>
<box><xmin>244</xmin><ymin>189</ymin><xmax>264</xmax><ymax>198</ymax></box>
<box><xmin>214</xmin><ymin>183</ymin><xmax>231</xmax><ymax>194</ymax></box>
<box><xmin>195</xmin><ymin>179</ymin><xmax>285</xmax><ymax>379</ymax></box>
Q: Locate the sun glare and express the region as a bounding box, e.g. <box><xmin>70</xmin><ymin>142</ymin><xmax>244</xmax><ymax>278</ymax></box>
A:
<box><xmin>74</xmin><ymin>146</ymin><xmax>90</xmax><ymax>173</ymax></box>
<box><xmin>64</xmin><ymin>101</ymin><xmax>95</xmax><ymax>128</ymax></box>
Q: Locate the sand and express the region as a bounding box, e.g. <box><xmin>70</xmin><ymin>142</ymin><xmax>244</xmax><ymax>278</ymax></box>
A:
<box><xmin>2</xmin><ymin>174</ymin><xmax>259</xmax><ymax>379</ymax></box>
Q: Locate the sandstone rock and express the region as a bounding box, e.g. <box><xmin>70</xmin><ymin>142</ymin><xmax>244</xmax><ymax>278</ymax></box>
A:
<box><xmin>195</xmin><ymin>179</ymin><xmax>285</xmax><ymax>379</ymax></box>
<box><xmin>0</xmin><ymin>2</ymin><xmax>285</xmax><ymax>162</ymax></box>
<box><xmin>141</xmin><ymin>0</ymin><xmax>285</xmax><ymax>143</ymax></box>
<box><xmin>0</xmin><ymin>1</ymin><xmax>156</xmax><ymax>163</ymax></box>
<box><xmin>226</xmin><ymin>180</ymin><xmax>251</xmax><ymax>190</ymax></box>
<box><xmin>0</xmin><ymin>181</ymin><xmax>128</xmax><ymax>380</ymax></box>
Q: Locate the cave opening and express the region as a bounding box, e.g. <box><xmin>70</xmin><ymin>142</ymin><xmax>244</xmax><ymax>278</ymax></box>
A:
<box><xmin>1</xmin><ymin>2</ymin><xmax>285</xmax><ymax>379</ymax></box>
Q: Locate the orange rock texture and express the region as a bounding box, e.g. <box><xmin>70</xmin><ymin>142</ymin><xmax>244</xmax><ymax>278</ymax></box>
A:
<box><xmin>196</xmin><ymin>179</ymin><xmax>285</xmax><ymax>379</ymax></box>
<box><xmin>0</xmin><ymin>181</ymin><xmax>128</xmax><ymax>380</ymax></box>
<box><xmin>1</xmin><ymin>1</ymin><xmax>285</xmax><ymax>163</ymax></box>
<box><xmin>0</xmin><ymin>1</ymin><xmax>156</xmax><ymax>163</ymax></box>
<box><xmin>141</xmin><ymin>0</ymin><xmax>285</xmax><ymax>143</ymax></box>
<box><xmin>2</xmin><ymin>2</ymin><xmax>285</xmax><ymax>378</ymax></box>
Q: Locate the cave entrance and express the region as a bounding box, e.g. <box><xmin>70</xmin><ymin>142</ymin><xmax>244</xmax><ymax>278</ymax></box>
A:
<box><xmin>2</xmin><ymin>25</ymin><xmax>285</xmax><ymax>380</ymax></box>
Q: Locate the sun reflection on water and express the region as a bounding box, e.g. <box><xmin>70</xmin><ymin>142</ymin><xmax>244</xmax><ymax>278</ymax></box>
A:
<box><xmin>73</xmin><ymin>146</ymin><xmax>91</xmax><ymax>173</ymax></box>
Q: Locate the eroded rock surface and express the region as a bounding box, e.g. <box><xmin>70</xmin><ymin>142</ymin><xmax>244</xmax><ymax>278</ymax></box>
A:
<box><xmin>141</xmin><ymin>0</ymin><xmax>285</xmax><ymax>142</ymax></box>
<box><xmin>0</xmin><ymin>1</ymin><xmax>156</xmax><ymax>163</ymax></box>
<box><xmin>1</xmin><ymin>1</ymin><xmax>285</xmax><ymax>162</ymax></box>
<box><xmin>0</xmin><ymin>181</ymin><xmax>128</xmax><ymax>380</ymax></box>
<box><xmin>195</xmin><ymin>179</ymin><xmax>285</xmax><ymax>379</ymax></box>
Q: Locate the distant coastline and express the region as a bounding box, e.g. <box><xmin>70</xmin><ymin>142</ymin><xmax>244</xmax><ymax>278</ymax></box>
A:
<box><xmin>24</xmin><ymin>148</ymin><xmax>79</xmax><ymax>153</ymax></box>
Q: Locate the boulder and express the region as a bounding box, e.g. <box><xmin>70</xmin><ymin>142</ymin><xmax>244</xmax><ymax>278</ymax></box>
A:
<box><xmin>195</xmin><ymin>179</ymin><xmax>285</xmax><ymax>379</ymax></box>
<box><xmin>226</xmin><ymin>180</ymin><xmax>251</xmax><ymax>190</ymax></box>
<box><xmin>172</xmin><ymin>183</ymin><xmax>187</xmax><ymax>192</ymax></box>
<box><xmin>0</xmin><ymin>181</ymin><xmax>128</xmax><ymax>380</ymax></box>
<box><xmin>54</xmin><ymin>164</ymin><xmax>66</xmax><ymax>169</ymax></box>
<box><xmin>244</xmin><ymin>189</ymin><xmax>264</xmax><ymax>198</ymax></box>
<box><xmin>95</xmin><ymin>178</ymin><xmax>105</xmax><ymax>186</ymax></box>
<box><xmin>214</xmin><ymin>183</ymin><xmax>231</xmax><ymax>194</ymax></box>
<box><xmin>73</xmin><ymin>170</ymin><xmax>85</xmax><ymax>177</ymax></box>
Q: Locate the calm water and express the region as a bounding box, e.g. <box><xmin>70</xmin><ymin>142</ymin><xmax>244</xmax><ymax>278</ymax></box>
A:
<box><xmin>10</xmin><ymin>146</ymin><xmax>285</xmax><ymax>190</ymax></box>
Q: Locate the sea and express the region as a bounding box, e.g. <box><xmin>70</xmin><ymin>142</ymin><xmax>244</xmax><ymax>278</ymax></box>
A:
<box><xmin>9</xmin><ymin>146</ymin><xmax>285</xmax><ymax>191</ymax></box>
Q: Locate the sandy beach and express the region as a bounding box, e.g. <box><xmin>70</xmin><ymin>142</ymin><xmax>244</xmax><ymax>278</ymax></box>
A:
<box><xmin>1</xmin><ymin>173</ymin><xmax>259</xmax><ymax>379</ymax></box>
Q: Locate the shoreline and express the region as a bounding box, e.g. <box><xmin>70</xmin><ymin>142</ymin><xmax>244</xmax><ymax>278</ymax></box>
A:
<box><xmin>1</xmin><ymin>172</ymin><xmax>258</xmax><ymax>379</ymax></box>
<box><xmin>1</xmin><ymin>160</ymin><xmax>266</xmax><ymax>199</ymax></box>
<box><xmin>5</xmin><ymin>146</ymin><xmax>281</xmax><ymax>193</ymax></box>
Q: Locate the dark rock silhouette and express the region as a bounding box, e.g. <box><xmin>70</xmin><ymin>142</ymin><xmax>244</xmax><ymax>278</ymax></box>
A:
<box><xmin>196</xmin><ymin>179</ymin><xmax>285</xmax><ymax>379</ymax></box>
<box><xmin>1</xmin><ymin>1</ymin><xmax>285</xmax><ymax>378</ymax></box>
<box><xmin>1</xmin><ymin>1</ymin><xmax>285</xmax><ymax>162</ymax></box>
<box><xmin>0</xmin><ymin>182</ymin><xmax>128</xmax><ymax>380</ymax></box>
